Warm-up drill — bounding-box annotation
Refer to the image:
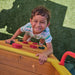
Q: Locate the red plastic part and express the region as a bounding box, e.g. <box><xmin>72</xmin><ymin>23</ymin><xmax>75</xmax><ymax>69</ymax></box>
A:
<box><xmin>32</xmin><ymin>42</ymin><xmax>38</xmax><ymax>45</ymax></box>
<box><xmin>12</xmin><ymin>43</ymin><xmax>22</xmax><ymax>49</ymax></box>
<box><xmin>22</xmin><ymin>41</ymin><xmax>28</xmax><ymax>44</ymax></box>
<box><xmin>30</xmin><ymin>44</ymin><xmax>37</xmax><ymax>49</ymax></box>
<box><xmin>59</xmin><ymin>51</ymin><xmax>75</xmax><ymax>66</ymax></box>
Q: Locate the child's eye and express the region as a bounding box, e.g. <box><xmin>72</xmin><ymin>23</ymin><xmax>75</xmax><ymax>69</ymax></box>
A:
<box><xmin>33</xmin><ymin>20</ymin><xmax>37</xmax><ymax>23</ymax></box>
<box><xmin>40</xmin><ymin>22</ymin><xmax>45</xmax><ymax>24</ymax></box>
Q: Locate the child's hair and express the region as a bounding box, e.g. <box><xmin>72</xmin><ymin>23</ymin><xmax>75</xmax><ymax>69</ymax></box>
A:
<box><xmin>31</xmin><ymin>6</ymin><xmax>51</xmax><ymax>24</ymax></box>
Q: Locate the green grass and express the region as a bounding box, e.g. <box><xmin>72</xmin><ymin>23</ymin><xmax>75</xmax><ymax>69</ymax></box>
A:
<box><xmin>0</xmin><ymin>0</ymin><xmax>75</xmax><ymax>66</ymax></box>
<box><xmin>51</xmin><ymin>0</ymin><xmax>75</xmax><ymax>29</ymax></box>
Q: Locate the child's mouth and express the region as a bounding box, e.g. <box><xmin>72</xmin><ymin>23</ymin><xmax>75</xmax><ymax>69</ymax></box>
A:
<box><xmin>35</xmin><ymin>27</ymin><xmax>41</xmax><ymax>31</ymax></box>
<box><xmin>33</xmin><ymin>27</ymin><xmax>42</xmax><ymax>33</ymax></box>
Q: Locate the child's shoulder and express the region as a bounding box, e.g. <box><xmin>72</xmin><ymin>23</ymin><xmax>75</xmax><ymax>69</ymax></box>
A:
<box><xmin>25</xmin><ymin>22</ymin><xmax>31</xmax><ymax>26</ymax></box>
<box><xmin>43</xmin><ymin>27</ymin><xmax>50</xmax><ymax>32</ymax></box>
<box><xmin>25</xmin><ymin>22</ymin><xmax>32</xmax><ymax>28</ymax></box>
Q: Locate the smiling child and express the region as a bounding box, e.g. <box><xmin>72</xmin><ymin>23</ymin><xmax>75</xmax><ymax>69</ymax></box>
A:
<box><xmin>5</xmin><ymin>6</ymin><xmax>53</xmax><ymax>64</ymax></box>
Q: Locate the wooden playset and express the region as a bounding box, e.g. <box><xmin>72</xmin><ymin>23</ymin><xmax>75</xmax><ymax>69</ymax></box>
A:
<box><xmin>0</xmin><ymin>39</ymin><xmax>72</xmax><ymax>75</ymax></box>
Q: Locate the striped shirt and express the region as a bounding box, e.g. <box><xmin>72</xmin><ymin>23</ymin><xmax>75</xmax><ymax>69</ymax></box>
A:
<box><xmin>20</xmin><ymin>22</ymin><xmax>52</xmax><ymax>43</ymax></box>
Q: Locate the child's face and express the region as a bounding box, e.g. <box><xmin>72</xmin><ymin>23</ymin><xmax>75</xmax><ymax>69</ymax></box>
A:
<box><xmin>30</xmin><ymin>15</ymin><xmax>48</xmax><ymax>34</ymax></box>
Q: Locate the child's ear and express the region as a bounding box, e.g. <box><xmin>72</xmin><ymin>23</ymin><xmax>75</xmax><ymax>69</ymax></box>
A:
<box><xmin>30</xmin><ymin>18</ymin><xmax>33</xmax><ymax>25</ymax></box>
<box><xmin>47</xmin><ymin>22</ymin><xmax>50</xmax><ymax>27</ymax></box>
<box><xmin>30</xmin><ymin>18</ymin><xmax>32</xmax><ymax>23</ymax></box>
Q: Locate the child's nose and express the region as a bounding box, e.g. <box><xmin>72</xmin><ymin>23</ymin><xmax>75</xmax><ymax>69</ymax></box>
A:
<box><xmin>37</xmin><ymin>22</ymin><xmax>41</xmax><ymax>26</ymax></box>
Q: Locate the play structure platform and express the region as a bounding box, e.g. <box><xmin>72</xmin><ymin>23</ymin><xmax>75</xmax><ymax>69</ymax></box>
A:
<box><xmin>0</xmin><ymin>39</ymin><xmax>72</xmax><ymax>75</ymax></box>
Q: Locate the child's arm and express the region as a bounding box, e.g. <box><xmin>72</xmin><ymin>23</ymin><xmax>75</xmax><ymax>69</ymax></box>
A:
<box><xmin>36</xmin><ymin>42</ymin><xmax>53</xmax><ymax>64</ymax></box>
<box><xmin>23</xmin><ymin>33</ymin><xmax>31</xmax><ymax>41</ymax></box>
<box><xmin>43</xmin><ymin>42</ymin><xmax>53</xmax><ymax>56</ymax></box>
<box><xmin>5</xmin><ymin>28</ymin><xmax>22</xmax><ymax>43</ymax></box>
<box><xmin>11</xmin><ymin>28</ymin><xmax>22</xmax><ymax>39</ymax></box>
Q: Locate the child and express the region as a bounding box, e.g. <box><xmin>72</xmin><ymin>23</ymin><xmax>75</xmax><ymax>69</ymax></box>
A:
<box><xmin>5</xmin><ymin>6</ymin><xmax>53</xmax><ymax>64</ymax></box>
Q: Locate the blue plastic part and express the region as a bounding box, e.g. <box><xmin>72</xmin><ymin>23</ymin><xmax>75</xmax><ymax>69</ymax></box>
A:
<box><xmin>10</xmin><ymin>40</ymin><xmax>15</xmax><ymax>45</ymax></box>
<box><xmin>18</xmin><ymin>39</ymin><xmax>23</xmax><ymax>42</ymax></box>
<box><xmin>38</xmin><ymin>46</ymin><xmax>45</xmax><ymax>49</ymax></box>
<box><xmin>65</xmin><ymin>61</ymin><xmax>75</xmax><ymax>75</ymax></box>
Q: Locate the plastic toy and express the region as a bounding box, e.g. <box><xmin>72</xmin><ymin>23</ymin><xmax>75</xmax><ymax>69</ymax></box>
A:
<box><xmin>0</xmin><ymin>39</ymin><xmax>72</xmax><ymax>75</ymax></box>
<box><xmin>22</xmin><ymin>41</ymin><xmax>28</xmax><ymax>44</ymax></box>
<box><xmin>18</xmin><ymin>39</ymin><xmax>23</xmax><ymax>42</ymax></box>
<box><xmin>38</xmin><ymin>46</ymin><xmax>45</xmax><ymax>49</ymax></box>
<box><xmin>12</xmin><ymin>43</ymin><xmax>22</xmax><ymax>49</ymax></box>
<box><xmin>30</xmin><ymin>44</ymin><xmax>37</xmax><ymax>49</ymax></box>
<box><xmin>59</xmin><ymin>51</ymin><xmax>75</xmax><ymax>66</ymax></box>
<box><xmin>32</xmin><ymin>42</ymin><xmax>38</xmax><ymax>45</ymax></box>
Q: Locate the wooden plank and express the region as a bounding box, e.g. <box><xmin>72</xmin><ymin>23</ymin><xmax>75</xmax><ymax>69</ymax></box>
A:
<box><xmin>0</xmin><ymin>49</ymin><xmax>59</xmax><ymax>75</ymax></box>
<box><xmin>0</xmin><ymin>40</ymin><xmax>71</xmax><ymax>75</ymax></box>
<box><xmin>0</xmin><ymin>64</ymin><xmax>39</xmax><ymax>75</ymax></box>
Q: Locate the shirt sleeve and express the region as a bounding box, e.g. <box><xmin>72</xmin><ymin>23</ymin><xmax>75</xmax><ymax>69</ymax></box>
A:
<box><xmin>20</xmin><ymin>22</ymin><xmax>31</xmax><ymax>32</ymax></box>
<box><xmin>44</xmin><ymin>27</ymin><xmax>52</xmax><ymax>43</ymax></box>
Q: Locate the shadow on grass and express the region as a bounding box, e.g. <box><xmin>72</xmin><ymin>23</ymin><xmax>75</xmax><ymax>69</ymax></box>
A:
<box><xmin>0</xmin><ymin>0</ymin><xmax>75</xmax><ymax>63</ymax></box>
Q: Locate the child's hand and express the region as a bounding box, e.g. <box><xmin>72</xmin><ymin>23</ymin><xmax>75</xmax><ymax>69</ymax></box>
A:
<box><xmin>5</xmin><ymin>39</ymin><xmax>15</xmax><ymax>44</ymax></box>
<box><xmin>36</xmin><ymin>53</ymin><xmax>47</xmax><ymax>64</ymax></box>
